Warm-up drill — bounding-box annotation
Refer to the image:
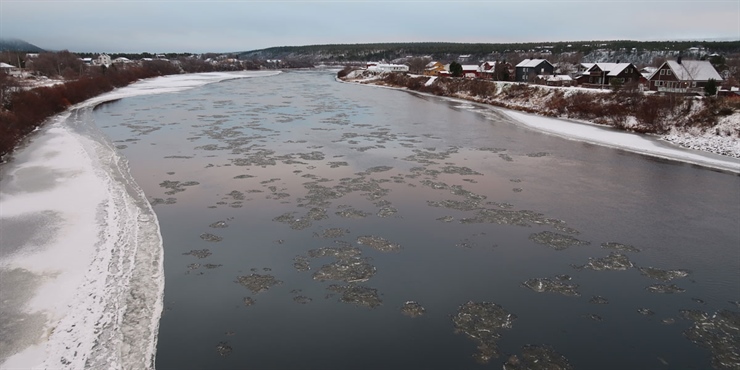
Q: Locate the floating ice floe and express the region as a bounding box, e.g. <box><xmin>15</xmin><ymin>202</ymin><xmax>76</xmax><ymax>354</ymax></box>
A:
<box><xmin>638</xmin><ymin>267</ymin><xmax>691</xmax><ymax>282</ymax></box>
<box><xmin>680</xmin><ymin>309</ymin><xmax>740</xmax><ymax>370</ymax></box>
<box><xmin>400</xmin><ymin>301</ymin><xmax>426</xmax><ymax>318</ymax></box>
<box><xmin>327</xmin><ymin>284</ymin><xmax>383</xmax><ymax>308</ymax></box>
<box><xmin>522</xmin><ymin>278</ymin><xmax>580</xmax><ymax>297</ymax></box>
<box><xmin>528</xmin><ymin>231</ymin><xmax>590</xmax><ymax>250</ymax></box>
<box><xmin>452</xmin><ymin>301</ymin><xmax>516</xmax><ymax>363</ymax></box>
<box><xmin>235</xmin><ymin>274</ymin><xmax>283</xmax><ymax>294</ymax></box>
<box><xmin>503</xmin><ymin>344</ymin><xmax>572</xmax><ymax>370</ymax></box>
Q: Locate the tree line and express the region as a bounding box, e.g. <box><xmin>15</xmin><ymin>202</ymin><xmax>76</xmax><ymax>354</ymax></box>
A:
<box><xmin>0</xmin><ymin>50</ymin><xmax>269</xmax><ymax>160</ymax></box>
<box><xmin>241</xmin><ymin>40</ymin><xmax>740</xmax><ymax>61</ymax></box>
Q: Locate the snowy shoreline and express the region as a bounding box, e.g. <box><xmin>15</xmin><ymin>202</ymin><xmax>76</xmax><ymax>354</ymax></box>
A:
<box><xmin>340</xmin><ymin>75</ymin><xmax>740</xmax><ymax>174</ymax></box>
<box><xmin>0</xmin><ymin>70</ymin><xmax>281</xmax><ymax>369</ymax></box>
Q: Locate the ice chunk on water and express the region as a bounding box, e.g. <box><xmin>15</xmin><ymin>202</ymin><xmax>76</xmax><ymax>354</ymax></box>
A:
<box><xmin>452</xmin><ymin>301</ymin><xmax>516</xmax><ymax>363</ymax></box>
<box><xmin>503</xmin><ymin>344</ymin><xmax>572</xmax><ymax>370</ymax></box>
<box><xmin>522</xmin><ymin>278</ymin><xmax>580</xmax><ymax>297</ymax></box>
<box><xmin>400</xmin><ymin>301</ymin><xmax>426</xmax><ymax>318</ymax></box>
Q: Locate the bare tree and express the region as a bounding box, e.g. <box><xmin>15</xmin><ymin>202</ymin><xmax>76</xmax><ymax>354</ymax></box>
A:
<box><xmin>407</xmin><ymin>57</ymin><xmax>431</xmax><ymax>74</ymax></box>
<box><xmin>31</xmin><ymin>51</ymin><xmax>84</xmax><ymax>78</ymax></box>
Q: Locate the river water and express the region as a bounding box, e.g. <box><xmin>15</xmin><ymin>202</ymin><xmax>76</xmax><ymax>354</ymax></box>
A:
<box><xmin>92</xmin><ymin>70</ymin><xmax>739</xmax><ymax>369</ymax></box>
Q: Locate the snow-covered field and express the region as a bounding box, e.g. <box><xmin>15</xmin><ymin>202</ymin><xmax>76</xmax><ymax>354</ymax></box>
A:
<box><xmin>0</xmin><ymin>70</ymin><xmax>280</xmax><ymax>369</ymax></box>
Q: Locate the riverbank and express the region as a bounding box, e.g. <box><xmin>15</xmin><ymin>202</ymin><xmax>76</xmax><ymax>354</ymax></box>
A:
<box><xmin>340</xmin><ymin>71</ymin><xmax>740</xmax><ymax>173</ymax></box>
<box><xmin>0</xmin><ymin>71</ymin><xmax>280</xmax><ymax>369</ymax></box>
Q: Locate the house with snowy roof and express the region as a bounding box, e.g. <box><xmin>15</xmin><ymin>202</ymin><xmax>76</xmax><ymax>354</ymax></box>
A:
<box><xmin>368</xmin><ymin>63</ymin><xmax>409</xmax><ymax>73</ymax></box>
<box><xmin>575</xmin><ymin>62</ymin><xmax>641</xmax><ymax>87</ymax></box>
<box><xmin>647</xmin><ymin>58</ymin><xmax>722</xmax><ymax>93</ymax></box>
<box><xmin>477</xmin><ymin>61</ymin><xmax>514</xmax><ymax>80</ymax></box>
<box><xmin>95</xmin><ymin>54</ymin><xmax>111</xmax><ymax>67</ymax></box>
<box><xmin>536</xmin><ymin>74</ymin><xmax>574</xmax><ymax>87</ymax></box>
<box><xmin>461</xmin><ymin>64</ymin><xmax>479</xmax><ymax>78</ymax></box>
<box><xmin>424</xmin><ymin>61</ymin><xmax>445</xmax><ymax>76</ymax></box>
<box><xmin>515</xmin><ymin>59</ymin><xmax>553</xmax><ymax>82</ymax></box>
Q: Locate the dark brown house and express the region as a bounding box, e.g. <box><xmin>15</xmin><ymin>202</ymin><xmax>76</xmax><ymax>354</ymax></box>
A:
<box><xmin>647</xmin><ymin>59</ymin><xmax>723</xmax><ymax>93</ymax></box>
<box><xmin>575</xmin><ymin>63</ymin><xmax>641</xmax><ymax>87</ymax></box>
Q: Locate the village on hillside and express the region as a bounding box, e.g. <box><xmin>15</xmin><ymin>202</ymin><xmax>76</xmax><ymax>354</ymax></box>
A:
<box><xmin>364</xmin><ymin>52</ymin><xmax>730</xmax><ymax>97</ymax></box>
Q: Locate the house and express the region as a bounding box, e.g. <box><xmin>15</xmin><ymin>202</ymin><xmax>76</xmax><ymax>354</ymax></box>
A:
<box><xmin>368</xmin><ymin>63</ymin><xmax>409</xmax><ymax>73</ymax></box>
<box><xmin>515</xmin><ymin>59</ymin><xmax>554</xmax><ymax>82</ymax></box>
<box><xmin>575</xmin><ymin>62</ymin><xmax>641</xmax><ymax>87</ymax></box>
<box><xmin>461</xmin><ymin>65</ymin><xmax>479</xmax><ymax>78</ymax></box>
<box><xmin>96</xmin><ymin>54</ymin><xmax>111</xmax><ymax>67</ymax></box>
<box><xmin>477</xmin><ymin>61</ymin><xmax>513</xmax><ymax>80</ymax></box>
<box><xmin>536</xmin><ymin>74</ymin><xmax>574</xmax><ymax>87</ymax></box>
<box><xmin>424</xmin><ymin>61</ymin><xmax>445</xmax><ymax>76</ymax></box>
<box><xmin>647</xmin><ymin>58</ymin><xmax>723</xmax><ymax>93</ymax></box>
<box><xmin>113</xmin><ymin>57</ymin><xmax>132</xmax><ymax>64</ymax></box>
<box><xmin>0</xmin><ymin>62</ymin><xmax>21</xmax><ymax>77</ymax></box>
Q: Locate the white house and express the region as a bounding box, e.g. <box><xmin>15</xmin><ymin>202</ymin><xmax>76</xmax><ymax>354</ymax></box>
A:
<box><xmin>368</xmin><ymin>64</ymin><xmax>409</xmax><ymax>73</ymax></box>
<box><xmin>96</xmin><ymin>54</ymin><xmax>111</xmax><ymax>67</ymax></box>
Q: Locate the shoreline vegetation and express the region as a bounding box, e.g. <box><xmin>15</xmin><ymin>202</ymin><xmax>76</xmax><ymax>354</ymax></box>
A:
<box><xmin>339</xmin><ymin>68</ymin><xmax>740</xmax><ymax>159</ymax></box>
<box><xmin>0</xmin><ymin>60</ymin><xmax>186</xmax><ymax>160</ymax></box>
<box><xmin>0</xmin><ymin>52</ymin><xmax>292</xmax><ymax>162</ymax></box>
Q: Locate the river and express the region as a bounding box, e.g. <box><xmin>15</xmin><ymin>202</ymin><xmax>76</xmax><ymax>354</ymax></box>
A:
<box><xmin>90</xmin><ymin>69</ymin><xmax>739</xmax><ymax>369</ymax></box>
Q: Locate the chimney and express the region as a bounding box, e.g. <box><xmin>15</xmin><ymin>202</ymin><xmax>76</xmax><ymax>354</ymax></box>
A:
<box><xmin>617</xmin><ymin>59</ymin><xmax>620</xmax><ymax>64</ymax></box>
<box><xmin>677</xmin><ymin>52</ymin><xmax>682</xmax><ymax>64</ymax></box>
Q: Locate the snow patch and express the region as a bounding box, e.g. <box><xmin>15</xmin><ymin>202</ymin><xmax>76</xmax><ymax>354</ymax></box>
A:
<box><xmin>0</xmin><ymin>70</ymin><xmax>278</xmax><ymax>369</ymax></box>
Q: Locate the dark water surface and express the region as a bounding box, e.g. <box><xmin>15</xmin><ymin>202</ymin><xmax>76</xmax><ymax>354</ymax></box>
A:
<box><xmin>93</xmin><ymin>70</ymin><xmax>740</xmax><ymax>369</ymax></box>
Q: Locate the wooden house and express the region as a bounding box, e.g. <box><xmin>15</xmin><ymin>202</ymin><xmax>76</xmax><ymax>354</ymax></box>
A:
<box><xmin>424</xmin><ymin>61</ymin><xmax>446</xmax><ymax>76</ymax></box>
<box><xmin>515</xmin><ymin>59</ymin><xmax>553</xmax><ymax>82</ymax></box>
<box><xmin>575</xmin><ymin>62</ymin><xmax>641</xmax><ymax>87</ymax></box>
<box><xmin>647</xmin><ymin>58</ymin><xmax>723</xmax><ymax>93</ymax></box>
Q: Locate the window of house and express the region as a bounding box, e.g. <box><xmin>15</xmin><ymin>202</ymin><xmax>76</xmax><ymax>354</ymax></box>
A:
<box><xmin>692</xmin><ymin>82</ymin><xmax>697</xmax><ymax>87</ymax></box>
<box><xmin>660</xmin><ymin>69</ymin><xmax>666</xmax><ymax>75</ymax></box>
<box><xmin>666</xmin><ymin>70</ymin><xmax>672</xmax><ymax>75</ymax></box>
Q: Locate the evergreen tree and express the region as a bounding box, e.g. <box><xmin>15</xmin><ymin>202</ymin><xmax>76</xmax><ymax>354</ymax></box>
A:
<box><xmin>704</xmin><ymin>78</ymin><xmax>718</xmax><ymax>96</ymax></box>
<box><xmin>449</xmin><ymin>61</ymin><xmax>463</xmax><ymax>77</ymax></box>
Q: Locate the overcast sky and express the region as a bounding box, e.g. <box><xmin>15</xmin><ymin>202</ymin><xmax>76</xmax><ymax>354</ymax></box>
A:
<box><xmin>2</xmin><ymin>1</ymin><xmax>738</xmax><ymax>53</ymax></box>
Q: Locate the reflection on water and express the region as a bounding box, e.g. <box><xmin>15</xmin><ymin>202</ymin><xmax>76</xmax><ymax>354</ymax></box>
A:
<box><xmin>93</xmin><ymin>70</ymin><xmax>740</xmax><ymax>369</ymax></box>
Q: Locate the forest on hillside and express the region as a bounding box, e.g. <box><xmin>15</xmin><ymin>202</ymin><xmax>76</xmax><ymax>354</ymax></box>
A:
<box><xmin>240</xmin><ymin>40</ymin><xmax>740</xmax><ymax>62</ymax></box>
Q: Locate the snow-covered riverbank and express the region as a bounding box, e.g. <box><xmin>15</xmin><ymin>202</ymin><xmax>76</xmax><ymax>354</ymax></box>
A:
<box><xmin>0</xmin><ymin>71</ymin><xmax>280</xmax><ymax>369</ymax></box>
<box><xmin>342</xmin><ymin>72</ymin><xmax>740</xmax><ymax>173</ymax></box>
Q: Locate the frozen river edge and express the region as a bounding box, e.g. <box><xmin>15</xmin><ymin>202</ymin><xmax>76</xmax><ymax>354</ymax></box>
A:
<box><xmin>0</xmin><ymin>71</ymin><xmax>280</xmax><ymax>369</ymax></box>
<box><xmin>343</xmin><ymin>78</ymin><xmax>740</xmax><ymax>174</ymax></box>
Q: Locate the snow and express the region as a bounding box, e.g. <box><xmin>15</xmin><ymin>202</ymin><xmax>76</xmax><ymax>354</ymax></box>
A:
<box><xmin>0</xmin><ymin>70</ymin><xmax>280</xmax><ymax>369</ymax></box>
<box><xmin>516</xmin><ymin>59</ymin><xmax>551</xmax><ymax>68</ymax></box>
<box><xmin>664</xmin><ymin>60</ymin><xmax>723</xmax><ymax>81</ymax></box>
<box><xmin>501</xmin><ymin>110</ymin><xmax>740</xmax><ymax>173</ymax></box>
<box><xmin>342</xmin><ymin>75</ymin><xmax>739</xmax><ymax>173</ymax></box>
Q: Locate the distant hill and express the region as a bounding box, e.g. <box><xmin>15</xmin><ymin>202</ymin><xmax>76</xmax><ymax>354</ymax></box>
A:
<box><xmin>238</xmin><ymin>40</ymin><xmax>740</xmax><ymax>64</ymax></box>
<box><xmin>0</xmin><ymin>38</ymin><xmax>44</xmax><ymax>52</ymax></box>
